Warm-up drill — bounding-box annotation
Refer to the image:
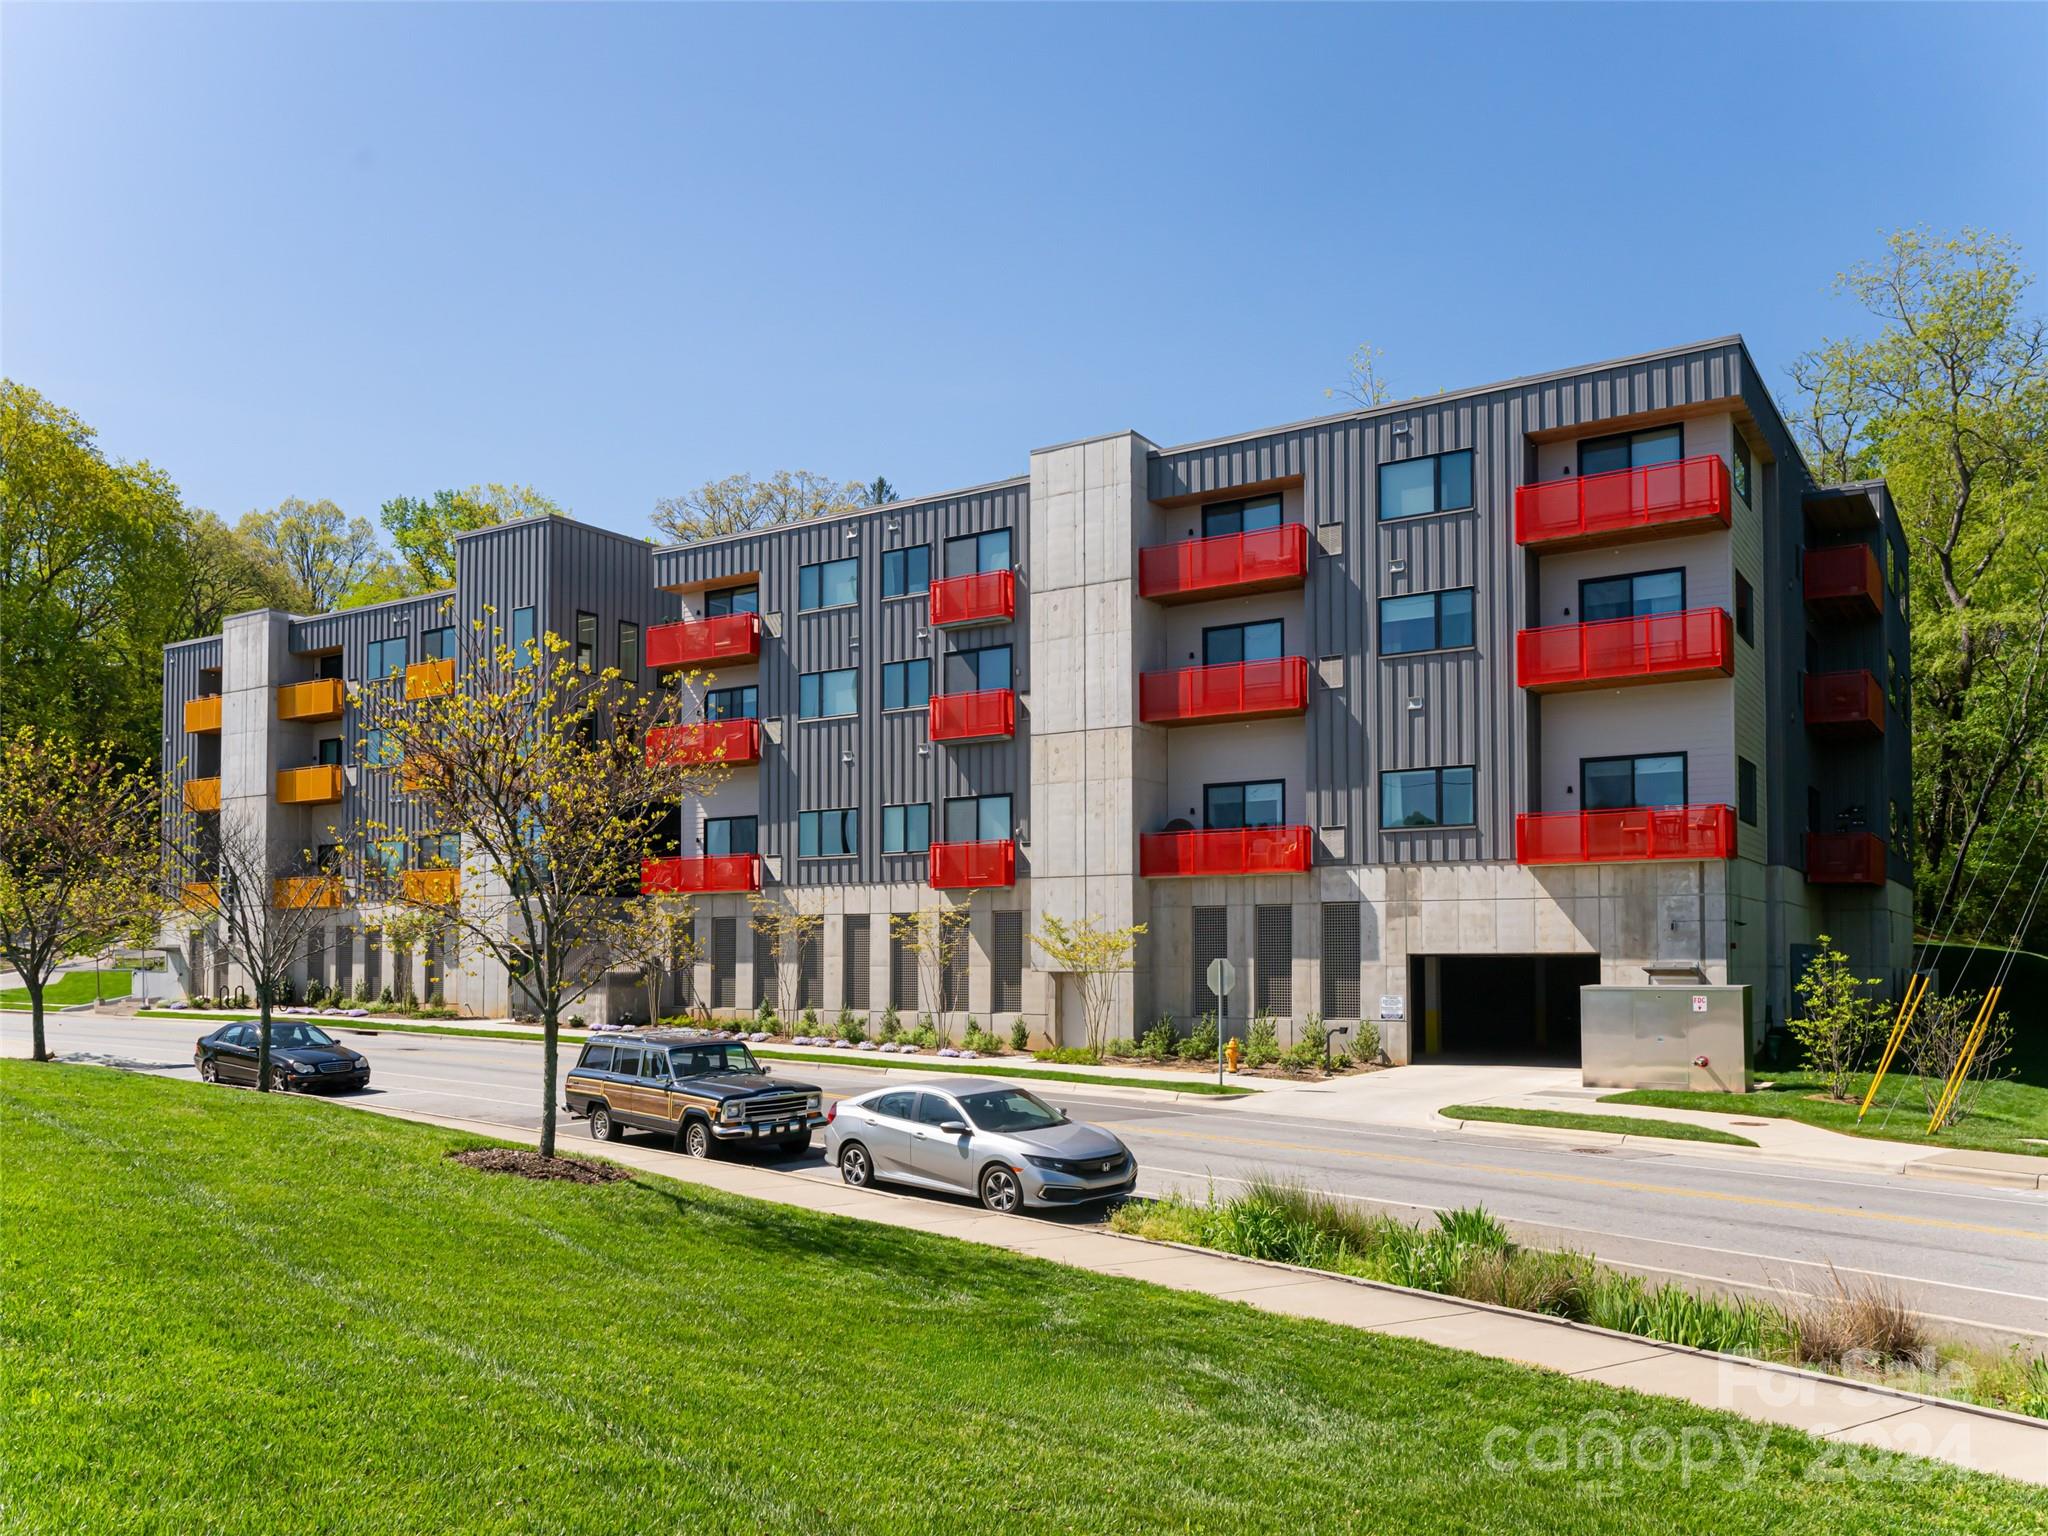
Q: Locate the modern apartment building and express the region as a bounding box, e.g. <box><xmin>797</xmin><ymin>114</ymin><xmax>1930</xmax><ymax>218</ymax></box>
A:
<box><xmin>161</xmin><ymin>336</ymin><xmax>1913</xmax><ymax>1063</ymax></box>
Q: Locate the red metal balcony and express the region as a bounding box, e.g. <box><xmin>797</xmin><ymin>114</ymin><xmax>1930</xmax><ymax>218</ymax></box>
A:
<box><xmin>1516</xmin><ymin>805</ymin><xmax>1736</xmax><ymax>865</ymax></box>
<box><xmin>1138</xmin><ymin>523</ymin><xmax>1309</xmax><ymax>604</ymax></box>
<box><xmin>1517</xmin><ymin>608</ymin><xmax>1733</xmax><ymax>693</ymax></box>
<box><xmin>1139</xmin><ymin>825</ymin><xmax>1313</xmax><ymax>878</ymax></box>
<box><xmin>928</xmin><ymin>570</ymin><xmax>1015</xmax><ymax>628</ymax></box>
<box><xmin>1804</xmin><ymin>670</ymin><xmax>1885</xmax><ymax>739</ymax></box>
<box><xmin>646</xmin><ymin>718</ymin><xmax>762</xmax><ymax>767</ymax></box>
<box><xmin>1514</xmin><ymin>454</ymin><xmax>1731</xmax><ymax>549</ymax></box>
<box><xmin>647</xmin><ymin>612</ymin><xmax>761</xmax><ymax>670</ymax></box>
<box><xmin>640</xmin><ymin>855</ymin><xmax>762</xmax><ymax>895</ymax></box>
<box><xmin>1806</xmin><ymin>831</ymin><xmax>1886</xmax><ymax>887</ymax></box>
<box><xmin>928</xmin><ymin>688</ymin><xmax>1015</xmax><ymax>743</ymax></box>
<box><xmin>1139</xmin><ymin>656</ymin><xmax>1310</xmax><ymax>725</ymax></box>
<box><xmin>1803</xmin><ymin>544</ymin><xmax>1883</xmax><ymax>621</ymax></box>
<box><xmin>928</xmin><ymin>839</ymin><xmax>1016</xmax><ymax>889</ymax></box>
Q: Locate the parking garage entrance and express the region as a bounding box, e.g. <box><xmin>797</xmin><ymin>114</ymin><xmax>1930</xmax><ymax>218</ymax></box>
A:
<box><xmin>1408</xmin><ymin>954</ymin><xmax>1597</xmax><ymax>1063</ymax></box>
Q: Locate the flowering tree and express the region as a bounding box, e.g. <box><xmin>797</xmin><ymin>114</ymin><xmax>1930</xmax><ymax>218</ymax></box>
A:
<box><xmin>1032</xmin><ymin>912</ymin><xmax>1146</xmax><ymax>1059</ymax></box>
<box><xmin>613</xmin><ymin>892</ymin><xmax>700</xmax><ymax>1026</ymax></box>
<box><xmin>891</xmin><ymin>904</ymin><xmax>971</xmax><ymax>1040</ymax></box>
<box><xmin>348</xmin><ymin>607</ymin><xmax>725</xmax><ymax>1157</ymax></box>
<box><xmin>0</xmin><ymin>728</ymin><xmax>160</xmax><ymax>1061</ymax></box>
<box><xmin>750</xmin><ymin>894</ymin><xmax>824</xmax><ymax>1021</ymax></box>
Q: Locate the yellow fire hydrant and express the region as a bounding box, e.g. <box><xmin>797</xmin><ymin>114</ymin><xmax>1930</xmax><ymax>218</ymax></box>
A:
<box><xmin>1225</xmin><ymin>1037</ymin><xmax>1241</xmax><ymax>1073</ymax></box>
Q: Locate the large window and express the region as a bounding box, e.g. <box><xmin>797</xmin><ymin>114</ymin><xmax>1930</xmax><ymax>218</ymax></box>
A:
<box><xmin>1579</xmin><ymin>569</ymin><xmax>1684</xmax><ymax>623</ymax></box>
<box><xmin>1201</xmin><ymin>620</ymin><xmax>1283</xmax><ymax>666</ymax></box>
<box><xmin>1201</xmin><ymin>494</ymin><xmax>1283</xmax><ymax>538</ymax></box>
<box><xmin>421</xmin><ymin>626</ymin><xmax>455</xmax><ymax>662</ymax></box>
<box><xmin>798</xmin><ymin>668</ymin><xmax>859</xmax><ymax>720</ymax></box>
<box><xmin>422</xmin><ymin>833</ymin><xmax>461</xmax><ymax>869</ymax></box>
<box><xmin>1378</xmin><ymin>589</ymin><xmax>1474</xmax><ymax>656</ymax></box>
<box><xmin>318</xmin><ymin>737</ymin><xmax>343</xmax><ymax>766</ymax></box>
<box><xmin>945</xmin><ymin>793</ymin><xmax>1012</xmax><ymax>843</ymax></box>
<box><xmin>703</xmin><ymin>816</ymin><xmax>758</xmax><ymax>856</ymax></box>
<box><xmin>1579</xmin><ymin>425</ymin><xmax>1682</xmax><ymax>476</ymax></box>
<box><xmin>1378</xmin><ymin>450</ymin><xmax>1474</xmax><ymax>521</ymax></box>
<box><xmin>510</xmin><ymin>606</ymin><xmax>536</xmax><ymax>665</ymax></box>
<box><xmin>1204</xmin><ymin>779</ymin><xmax>1285</xmax><ymax>831</ymax></box>
<box><xmin>705</xmin><ymin>584</ymin><xmax>759</xmax><ymax>617</ymax></box>
<box><xmin>617</xmin><ymin>621</ymin><xmax>640</xmax><ymax>684</ymax></box>
<box><xmin>882</xmin><ymin>546</ymin><xmax>930</xmax><ymax>598</ymax></box>
<box><xmin>575</xmin><ymin>611</ymin><xmax>597</xmax><ymax>670</ymax></box>
<box><xmin>1730</xmin><ymin>431</ymin><xmax>1753</xmax><ymax>505</ymax></box>
<box><xmin>944</xmin><ymin>528</ymin><xmax>1012</xmax><ymax>578</ymax></box>
<box><xmin>798</xmin><ymin>809</ymin><xmax>858</xmax><ymax>858</ymax></box>
<box><xmin>881</xmin><ymin>803</ymin><xmax>931</xmax><ymax>855</ymax></box>
<box><xmin>1581</xmin><ymin>753</ymin><xmax>1687</xmax><ymax>811</ymax></box>
<box><xmin>704</xmin><ymin>685</ymin><xmax>758</xmax><ymax>721</ymax></box>
<box><xmin>798</xmin><ymin>559</ymin><xmax>858</xmax><ymax>612</ymax></box>
<box><xmin>366</xmin><ymin>636</ymin><xmax>407</xmax><ymax>679</ymax></box>
<box><xmin>1380</xmin><ymin>767</ymin><xmax>1476</xmax><ymax>829</ymax></box>
<box><xmin>954</xmin><ymin>644</ymin><xmax>1011</xmax><ymax>692</ymax></box>
<box><xmin>882</xmin><ymin>659</ymin><xmax>931</xmax><ymax>711</ymax></box>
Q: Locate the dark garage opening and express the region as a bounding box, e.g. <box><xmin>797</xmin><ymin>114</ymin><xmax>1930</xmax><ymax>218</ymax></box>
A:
<box><xmin>1409</xmin><ymin>953</ymin><xmax>1597</xmax><ymax>1063</ymax></box>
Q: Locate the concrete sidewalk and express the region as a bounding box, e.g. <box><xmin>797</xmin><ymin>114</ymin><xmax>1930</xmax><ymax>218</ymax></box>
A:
<box><xmin>335</xmin><ymin>1090</ymin><xmax>2046</xmax><ymax>1487</ymax></box>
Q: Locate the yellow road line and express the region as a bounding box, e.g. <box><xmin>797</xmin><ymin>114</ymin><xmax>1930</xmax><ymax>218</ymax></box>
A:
<box><xmin>1122</xmin><ymin>1124</ymin><xmax>2048</xmax><ymax>1243</ymax></box>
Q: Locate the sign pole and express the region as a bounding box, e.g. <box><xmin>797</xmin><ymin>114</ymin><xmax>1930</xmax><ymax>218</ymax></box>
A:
<box><xmin>1206</xmin><ymin>957</ymin><xmax>1237</xmax><ymax>1087</ymax></box>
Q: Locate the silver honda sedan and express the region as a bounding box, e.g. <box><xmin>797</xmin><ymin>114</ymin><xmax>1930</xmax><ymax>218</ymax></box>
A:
<box><xmin>825</xmin><ymin>1077</ymin><xmax>1137</xmax><ymax>1213</ymax></box>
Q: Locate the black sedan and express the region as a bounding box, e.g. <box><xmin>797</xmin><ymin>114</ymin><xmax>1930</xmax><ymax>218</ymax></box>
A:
<box><xmin>195</xmin><ymin>1021</ymin><xmax>370</xmax><ymax>1092</ymax></box>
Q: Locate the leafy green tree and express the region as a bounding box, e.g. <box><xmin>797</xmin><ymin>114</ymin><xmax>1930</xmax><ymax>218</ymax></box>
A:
<box><xmin>1789</xmin><ymin>935</ymin><xmax>1889</xmax><ymax>1101</ymax></box>
<box><xmin>176</xmin><ymin>511</ymin><xmax>304</xmax><ymax>636</ymax></box>
<box><xmin>1788</xmin><ymin>229</ymin><xmax>2048</xmax><ymax>936</ymax></box>
<box><xmin>236</xmin><ymin>497</ymin><xmax>384</xmax><ymax>612</ymax></box>
<box><xmin>858</xmin><ymin>476</ymin><xmax>899</xmax><ymax>507</ymax></box>
<box><xmin>651</xmin><ymin>469</ymin><xmax>861</xmax><ymax>545</ymax></box>
<box><xmin>379</xmin><ymin>483</ymin><xmax>564</xmax><ymax>591</ymax></box>
<box><xmin>0</xmin><ymin>381</ymin><xmax>193</xmax><ymax>757</ymax></box>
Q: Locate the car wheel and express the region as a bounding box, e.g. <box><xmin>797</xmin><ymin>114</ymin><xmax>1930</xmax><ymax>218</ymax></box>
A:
<box><xmin>978</xmin><ymin>1164</ymin><xmax>1023</xmax><ymax>1214</ymax></box>
<box><xmin>589</xmin><ymin>1104</ymin><xmax>621</xmax><ymax>1142</ymax></box>
<box><xmin>199</xmin><ymin>1058</ymin><xmax>218</xmax><ymax>1084</ymax></box>
<box><xmin>263</xmin><ymin>1067</ymin><xmax>284</xmax><ymax>1092</ymax></box>
<box><xmin>837</xmin><ymin>1142</ymin><xmax>873</xmax><ymax>1188</ymax></box>
<box><xmin>682</xmin><ymin>1119</ymin><xmax>713</xmax><ymax>1159</ymax></box>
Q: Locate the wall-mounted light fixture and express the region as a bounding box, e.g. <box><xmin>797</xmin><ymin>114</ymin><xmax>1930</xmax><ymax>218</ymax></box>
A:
<box><xmin>1407</xmin><ymin>696</ymin><xmax>1424</xmax><ymax>712</ymax></box>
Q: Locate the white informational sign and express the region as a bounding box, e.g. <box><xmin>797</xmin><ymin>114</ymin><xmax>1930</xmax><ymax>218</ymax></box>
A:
<box><xmin>1379</xmin><ymin>994</ymin><xmax>1405</xmax><ymax>1022</ymax></box>
<box><xmin>1691</xmin><ymin>994</ymin><xmax>1709</xmax><ymax>1013</ymax></box>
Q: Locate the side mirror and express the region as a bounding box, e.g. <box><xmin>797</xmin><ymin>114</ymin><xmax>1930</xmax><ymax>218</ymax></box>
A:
<box><xmin>939</xmin><ymin>1120</ymin><xmax>970</xmax><ymax>1136</ymax></box>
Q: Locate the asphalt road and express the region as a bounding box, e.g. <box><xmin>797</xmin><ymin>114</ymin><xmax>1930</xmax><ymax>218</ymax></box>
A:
<box><xmin>10</xmin><ymin>1011</ymin><xmax>2046</xmax><ymax>1343</ymax></box>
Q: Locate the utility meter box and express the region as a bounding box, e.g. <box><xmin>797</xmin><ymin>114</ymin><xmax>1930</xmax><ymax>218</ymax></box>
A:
<box><xmin>1579</xmin><ymin>985</ymin><xmax>1750</xmax><ymax>1093</ymax></box>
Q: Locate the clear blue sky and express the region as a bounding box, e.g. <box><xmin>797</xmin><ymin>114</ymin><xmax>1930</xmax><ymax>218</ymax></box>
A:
<box><xmin>5</xmin><ymin>3</ymin><xmax>2043</xmax><ymax>539</ymax></box>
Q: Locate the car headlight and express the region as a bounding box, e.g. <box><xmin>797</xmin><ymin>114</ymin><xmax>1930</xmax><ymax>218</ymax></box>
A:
<box><xmin>805</xmin><ymin>1093</ymin><xmax>821</xmax><ymax>1112</ymax></box>
<box><xmin>281</xmin><ymin>1059</ymin><xmax>311</xmax><ymax>1074</ymax></box>
<box><xmin>720</xmin><ymin>1101</ymin><xmax>743</xmax><ymax>1123</ymax></box>
<box><xmin>1023</xmin><ymin>1154</ymin><xmax>1065</xmax><ymax>1171</ymax></box>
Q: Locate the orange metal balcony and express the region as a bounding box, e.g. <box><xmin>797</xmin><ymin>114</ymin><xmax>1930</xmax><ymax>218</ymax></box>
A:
<box><xmin>183</xmin><ymin>695</ymin><xmax>222</xmax><ymax>734</ymax></box>
<box><xmin>1139</xmin><ymin>825</ymin><xmax>1313</xmax><ymax>878</ymax></box>
<box><xmin>273</xmin><ymin>876</ymin><xmax>345</xmax><ymax>910</ymax></box>
<box><xmin>1803</xmin><ymin>544</ymin><xmax>1883</xmax><ymax>621</ymax></box>
<box><xmin>647</xmin><ymin>612</ymin><xmax>761</xmax><ymax>670</ymax></box>
<box><xmin>1806</xmin><ymin>831</ymin><xmax>1886</xmax><ymax>887</ymax></box>
<box><xmin>276</xmin><ymin>678</ymin><xmax>346</xmax><ymax>722</ymax></box>
<box><xmin>1140</xmin><ymin>656</ymin><xmax>1309</xmax><ymax>725</ymax></box>
<box><xmin>1139</xmin><ymin>523</ymin><xmax>1310</xmax><ymax>603</ymax></box>
<box><xmin>928</xmin><ymin>688</ymin><xmax>1015</xmax><ymax>743</ymax></box>
<box><xmin>400</xmin><ymin>869</ymin><xmax>460</xmax><ymax>904</ymax></box>
<box><xmin>640</xmin><ymin>854</ymin><xmax>762</xmax><ymax>894</ymax></box>
<box><xmin>180</xmin><ymin>881</ymin><xmax>219</xmax><ymax>912</ymax></box>
<box><xmin>1516</xmin><ymin>805</ymin><xmax>1736</xmax><ymax>865</ymax></box>
<box><xmin>928</xmin><ymin>839</ymin><xmax>1016</xmax><ymax>889</ymax></box>
<box><xmin>647</xmin><ymin>718</ymin><xmax>761</xmax><ymax>768</ymax></box>
<box><xmin>1514</xmin><ymin>454</ymin><xmax>1731</xmax><ymax>549</ymax></box>
<box><xmin>1804</xmin><ymin>670</ymin><xmax>1886</xmax><ymax>739</ymax></box>
<box><xmin>183</xmin><ymin>776</ymin><xmax>222</xmax><ymax>813</ymax></box>
<box><xmin>1517</xmin><ymin>608</ymin><xmax>1733</xmax><ymax>693</ymax></box>
<box><xmin>276</xmin><ymin>764</ymin><xmax>344</xmax><ymax>805</ymax></box>
<box><xmin>928</xmin><ymin>569</ymin><xmax>1015</xmax><ymax>628</ymax></box>
<box><xmin>404</xmin><ymin>658</ymin><xmax>454</xmax><ymax>701</ymax></box>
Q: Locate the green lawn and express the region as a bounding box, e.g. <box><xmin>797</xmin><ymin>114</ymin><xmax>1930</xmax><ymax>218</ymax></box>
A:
<box><xmin>0</xmin><ymin>968</ymin><xmax>131</xmax><ymax>1009</ymax></box>
<box><xmin>5</xmin><ymin>1066</ymin><xmax>2035</xmax><ymax>1533</ymax></box>
<box><xmin>1604</xmin><ymin>1071</ymin><xmax>2048</xmax><ymax>1157</ymax></box>
<box><xmin>1441</xmin><ymin>1104</ymin><xmax>1758</xmax><ymax>1146</ymax></box>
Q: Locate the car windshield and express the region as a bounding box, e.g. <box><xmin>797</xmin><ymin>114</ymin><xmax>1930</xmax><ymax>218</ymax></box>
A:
<box><xmin>957</xmin><ymin>1087</ymin><xmax>1063</xmax><ymax>1133</ymax></box>
<box><xmin>668</xmin><ymin>1044</ymin><xmax>759</xmax><ymax>1076</ymax></box>
<box><xmin>271</xmin><ymin>1024</ymin><xmax>337</xmax><ymax>1049</ymax></box>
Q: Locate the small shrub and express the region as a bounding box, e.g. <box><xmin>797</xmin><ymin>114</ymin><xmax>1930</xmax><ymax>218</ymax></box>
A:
<box><xmin>1789</xmin><ymin>933</ymin><xmax>1888</xmax><ymax>1101</ymax></box>
<box><xmin>909</xmin><ymin>1020</ymin><xmax>939</xmax><ymax>1050</ymax></box>
<box><xmin>1451</xmin><ymin>1248</ymin><xmax>1593</xmax><ymax>1319</ymax></box>
<box><xmin>1790</xmin><ymin>1274</ymin><xmax>1925</xmax><ymax>1367</ymax></box>
<box><xmin>1243</xmin><ymin>1014</ymin><xmax>1280</xmax><ymax>1068</ymax></box>
<box><xmin>1348</xmin><ymin>1020</ymin><xmax>1382</xmax><ymax>1066</ymax></box>
<box><xmin>843</xmin><ymin>1012</ymin><xmax>867</xmax><ymax>1044</ymax></box>
<box><xmin>755</xmin><ymin>999</ymin><xmax>779</xmax><ymax>1032</ymax></box>
<box><xmin>801</xmin><ymin>1007</ymin><xmax>820</xmax><ymax>1034</ymax></box>
<box><xmin>1009</xmin><ymin>1018</ymin><xmax>1030</xmax><ymax>1051</ymax></box>
<box><xmin>1036</xmin><ymin>1046</ymin><xmax>1101</xmax><ymax>1066</ymax></box>
<box><xmin>1905</xmin><ymin>990</ymin><xmax>2014</xmax><ymax>1128</ymax></box>
<box><xmin>304</xmin><ymin>979</ymin><xmax>327</xmax><ymax>1006</ymax></box>
<box><xmin>1435</xmin><ymin>1206</ymin><xmax>1511</xmax><ymax>1252</ymax></box>
<box><xmin>880</xmin><ymin>1004</ymin><xmax>899</xmax><ymax>1037</ymax></box>
<box><xmin>377</xmin><ymin>984</ymin><xmax>395</xmax><ymax>1007</ymax></box>
<box><xmin>567</xmin><ymin>1013</ymin><xmax>585</xmax><ymax>1029</ymax></box>
<box><xmin>1136</xmin><ymin>1016</ymin><xmax>1177</xmax><ymax>1062</ymax></box>
<box><xmin>1177</xmin><ymin>1013</ymin><xmax>1219</xmax><ymax>1063</ymax></box>
<box><xmin>1102</xmin><ymin>1037</ymin><xmax>1137</xmax><ymax>1059</ymax></box>
<box><xmin>963</xmin><ymin>1025</ymin><xmax>1006</xmax><ymax>1054</ymax></box>
<box><xmin>877</xmin><ymin>1014</ymin><xmax>900</xmax><ymax>1044</ymax></box>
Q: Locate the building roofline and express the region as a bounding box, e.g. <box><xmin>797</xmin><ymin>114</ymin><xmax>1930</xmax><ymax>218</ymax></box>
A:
<box><xmin>454</xmin><ymin>511</ymin><xmax>655</xmax><ymax>554</ymax></box>
<box><xmin>649</xmin><ymin>474</ymin><xmax>1032</xmax><ymax>558</ymax></box>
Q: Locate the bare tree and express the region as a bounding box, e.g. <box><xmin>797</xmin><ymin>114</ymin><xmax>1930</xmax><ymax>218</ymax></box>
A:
<box><xmin>1326</xmin><ymin>342</ymin><xmax>1394</xmax><ymax>409</ymax></box>
<box><xmin>651</xmin><ymin>470</ymin><xmax>863</xmax><ymax>545</ymax></box>
<box><xmin>891</xmin><ymin>905</ymin><xmax>971</xmax><ymax>1044</ymax></box>
<box><xmin>614</xmin><ymin>892</ymin><xmax>700</xmax><ymax>1026</ymax></box>
<box><xmin>749</xmin><ymin>894</ymin><xmax>824</xmax><ymax>1021</ymax></box>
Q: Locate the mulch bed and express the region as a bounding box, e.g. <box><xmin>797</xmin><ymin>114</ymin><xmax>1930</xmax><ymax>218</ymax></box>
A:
<box><xmin>447</xmin><ymin>1147</ymin><xmax>630</xmax><ymax>1184</ymax></box>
